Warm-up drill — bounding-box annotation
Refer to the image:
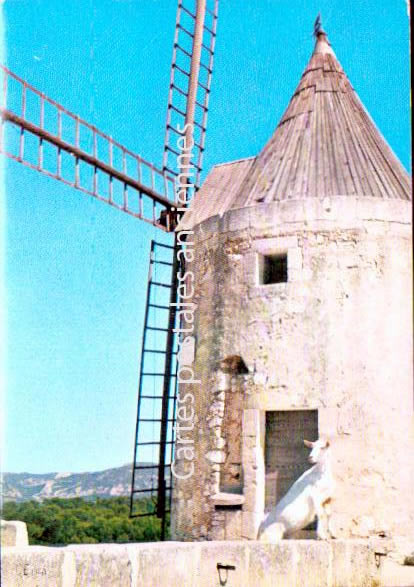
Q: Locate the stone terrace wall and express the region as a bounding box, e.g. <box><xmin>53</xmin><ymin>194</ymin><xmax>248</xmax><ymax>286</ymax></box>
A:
<box><xmin>1</xmin><ymin>539</ymin><xmax>384</xmax><ymax>587</ymax></box>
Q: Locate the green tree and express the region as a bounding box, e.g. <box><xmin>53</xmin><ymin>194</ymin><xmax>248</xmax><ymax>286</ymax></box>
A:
<box><xmin>1</xmin><ymin>496</ymin><xmax>164</xmax><ymax>545</ymax></box>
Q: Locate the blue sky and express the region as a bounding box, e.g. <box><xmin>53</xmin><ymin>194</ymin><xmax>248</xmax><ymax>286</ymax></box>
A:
<box><xmin>2</xmin><ymin>0</ymin><xmax>410</xmax><ymax>474</ymax></box>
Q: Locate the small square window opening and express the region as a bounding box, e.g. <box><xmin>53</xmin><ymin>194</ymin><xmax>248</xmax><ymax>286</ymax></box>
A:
<box><xmin>260</xmin><ymin>253</ymin><xmax>288</xmax><ymax>284</ymax></box>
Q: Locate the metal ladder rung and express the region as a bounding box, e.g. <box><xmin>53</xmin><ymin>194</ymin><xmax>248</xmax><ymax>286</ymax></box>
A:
<box><xmin>202</xmin><ymin>42</ymin><xmax>214</xmax><ymax>53</ymax></box>
<box><xmin>203</xmin><ymin>24</ymin><xmax>215</xmax><ymax>36</ymax></box>
<box><xmin>139</xmin><ymin>418</ymin><xmax>176</xmax><ymax>423</ymax></box>
<box><xmin>152</xmin><ymin>259</ymin><xmax>173</xmax><ymax>267</ymax></box>
<box><xmin>162</xmin><ymin>167</ymin><xmax>179</xmax><ymax>177</ymax></box>
<box><xmin>167</xmin><ymin>124</ymin><xmax>186</xmax><ymax>136</ymax></box>
<box><xmin>178</xmin><ymin>24</ymin><xmax>194</xmax><ymax>39</ymax></box>
<box><xmin>171</xmin><ymin>84</ymin><xmax>188</xmax><ymax>98</ymax></box>
<box><xmin>174</xmin><ymin>64</ymin><xmax>190</xmax><ymax>77</ymax></box>
<box><xmin>164</xmin><ymin>146</ymin><xmax>201</xmax><ymax>170</ymax></box>
<box><xmin>146</xmin><ymin>326</ymin><xmax>169</xmax><ymax>332</ymax></box>
<box><xmin>197</xmin><ymin>80</ymin><xmax>210</xmax><ymax>92</ymax></box>
<box><xmin>193</xmin><ymin>119</ymin><xmax>207</xmax><ymax>132</ymax></box>
<box><xmin>136</xmin><ymin>440</ymin><xmax>174</xmax><ymax>446</ymax></box>
<box><xmin>150</xmin><ymin>281</ymin><xmax>172</xmax><ymax>288</ymax></box>
<box><xmin>195</xmin><ymin>99</ymin><xmax>208</xmax><ymax>110</ymax></box>
<box><xmin>176</xmin><ymin>44</ymin><xmax>192</xmax><ymax>59</ymax></box>
<box><xmin>180</xmin><ymin>5</ymin><xmax>196</xmax><ymax>19</ymax></box>
<box><xmin>143</xmin><ymin>348</ymin><xmax>177</xmax><ymax>355</ymax></box>
<box><xmin>169</xmin><ymin>104</ymin><xmax>186</xmax><ymax>118</ymax></box>
<box><xmin>153</xmin><ymin>241</ymin><xmax>175</xmax><ymax>249</ymax></box>
<box><xmin>200</xmin><ymin>61</ymin><xmax>213</xmax><ymax>74</ymax></box>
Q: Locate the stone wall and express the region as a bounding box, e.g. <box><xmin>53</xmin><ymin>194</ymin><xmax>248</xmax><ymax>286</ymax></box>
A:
<box><xmin>1</xmin><ymin>539</ymin><xmax>386</xmax><ymax>586</ymax></box>
<box><xmin>1</xmin><ymin>521</ymin><xmax>29</xmax><ymax>547</ymax></box>
<box><xmin>172</xmin><ymin>196</ymin><xmax>413</xmax><ymax>541</ymax></box>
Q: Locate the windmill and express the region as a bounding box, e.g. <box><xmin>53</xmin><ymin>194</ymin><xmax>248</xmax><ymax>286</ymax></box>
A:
<box><xmin>0</xmin><ymin>0</ymin><xmax>219</xmax><ymax>539</ymax></box>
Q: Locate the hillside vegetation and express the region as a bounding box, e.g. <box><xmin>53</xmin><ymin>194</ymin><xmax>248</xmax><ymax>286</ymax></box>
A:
<box><xmin>2</xmin><ymin>496</ymin><xmax>166</xmax><ymax>545</ymax></box>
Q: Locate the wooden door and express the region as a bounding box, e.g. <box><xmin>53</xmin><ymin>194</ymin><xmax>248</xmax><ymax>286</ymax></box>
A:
<box><xmin>264</xmin><ymin>410</ymin><xmax>318</xmax><ymax>510</ymax></box>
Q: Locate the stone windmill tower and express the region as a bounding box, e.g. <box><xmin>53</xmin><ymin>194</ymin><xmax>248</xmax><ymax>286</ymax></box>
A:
<box><xmin>171</xmin><ymin>24</ymin><xmax>412</xmax><ymax>541</ymax></box>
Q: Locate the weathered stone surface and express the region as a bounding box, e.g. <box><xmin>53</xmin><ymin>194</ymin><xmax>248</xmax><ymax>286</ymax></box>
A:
<box><xmin>331</xmin><ymin>540</ymin><xmax>379</xmax><ymax>587</ymax></box>
<box><xmin>1</xmin><ymin>546</ymin><xmax>76</xmax><ymax>587</ymax></box>
<box><xmin>172</xmin><ymin>196</ymin><xmax>413</xmax><ymax>542</ymax></box>
<box><xmin>0</xmin><ymin>540</ymin><xmax>388</xmax><ymax>586</ymax></box>
<box><xmin>295</xmin><ymin>540</ymin><xmax>331</xmax><ymax>587</ymax></box>
<box><xmin>248</xmin><ymin>541</ymin><xmax>299</xmax><ymax>586</ymax></box>
<box><xmin>1</xmin><ymin>520</ymin><xmax>29</xmax><ymax>547</ymax></box>
<box><xmin>200</xmin><ymin>542</ymin><xmax>248</xmax><ymax>587</ymax></box>
<box><xmin>130</xmin><ymin>542</ymin><xmax>201</xmax><ymax>587</ymax></box>
<box><xmin>67</xmin><ymin>544</ymin><xmax>132</xmax><ymax>587</ymax></box>
<box><xmin>224</xmin><ymin>511</ymin><xmax>242</xmax><ymax>541</ymax></box>
<box><xmin>206</xmin><ymin>450</ymin><xmax>226</xmax><ymax>464</ymax></box>
<box><xmin>211</xmin><ymin>492</ymin><xmax>245</xmax><ymax>506</ymax></box>
<box><xmin>380</xmin><ymin>558</ymin><xmax>414</xmax><ymax>587</ymax></box>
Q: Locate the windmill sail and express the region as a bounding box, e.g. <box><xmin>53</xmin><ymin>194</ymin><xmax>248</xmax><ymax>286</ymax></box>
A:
<box><xmin>130</xmin><ymin>0</ymin><xmax>219</xmax><ymax>536</ymax></box>
<box><xmin>130</xmin><ymin>240</ymin><xmax>179</xmax><ymax>540</ymax></box>
<box><xmin>0</xmin><ymin>65</ymin><xmax>176</xmax><ymax>229</ymax></box>
<box><xmin>163</xmin><ymin>0</ymin><xmax>219</xmax><ymax>189</ymax></box>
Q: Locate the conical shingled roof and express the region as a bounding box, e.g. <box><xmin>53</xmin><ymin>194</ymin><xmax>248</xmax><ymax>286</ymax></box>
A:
<box><xmin>232</xmin><ymin>31</ymin><xmax>411</xmax><ymax>205</ymax></box>
<box><xmin>181</xmin><ymin>29</ymin><xmax>411</xmax><ymax>230</ymax></box>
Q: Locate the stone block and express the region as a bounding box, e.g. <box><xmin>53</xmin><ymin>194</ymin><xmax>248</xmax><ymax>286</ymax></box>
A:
<box><xmin>67</xmin><ymin>544</ymin><xmax>132</xmax><ymax>587</ymax></box>
<box><xmin>199</xmin><ymin>541</ymin><xmax>248</xmax><ymax>587</ymax></box>
<box><xmin>1</xmin><ymin>520</ymin><xmax>29</xmax><ymax>547</ymax></box>
<box><xmin>274</xmin><ymin>200</ymin><xmax>306</xmax><ymax>225</ymax></box>
<box><xmin>254</xmin><ymin>236</ymin><xmax>299</xmax><ymax>255</ymax></box>
<box><xmin>209</xmin><ymin>524</ymin><xmax>225</xmax><ymax>541</ymax></box>
<box><xmin>247</xmin><ymin>541</ymin><xmax>299</xmax><ymax>586</ymax></box>
<box><xmin>1</xmin><ymin>546</ymin><xmax>75</xmax><ymax>587</ymax></box>
<box><xmin>380</xmin><ymin>558</ymin><xmax>414</xmax><ymax>587</ymax></box>
<box><xmin>206</xmin><ymin>450</ymin><xmax>226</xmax><ymax>464</ymax></box>
<box><xmin>330</xmin><ymin>540</ymin><xmax>379</xmax><ymax>587</ymax></box>
<box><xmin>357</xmin><ymin>197</ymin><xmax>410</xmax><ymax>224</ymax></box>
<box><xmin>195</xmin><ymin>214</ymin><xmax>220</xmax><ymax>239</ymax></box>
<box><xmin>216</xmin><ymin>372</ymin><xmax>230</xmax><ymax>391</ymax></box>
<box><xmin>211</xmin><ymin>493</ymin><xmax>245</xmax><ymax>507</ymax></box>
<box><xmin>295</xmin><ymin>540</ymin><xmax>331</xmax><ymax>587</ymax></box>
<box><xmin>241</xmin><ymin>511</ymin><xmax>262</xmax><ymax>540</ymax></box>
<box><xmin>243</xmin><ymin>251</ymin><xmax>259</xmax><ymax>285</ymax></box>
<box><xmin>242</xmin><ymin>409</ymin><xmax>261</xmax><ymax>437</ymax></box>
<box><xmin>130</xmin><ymin>542</ymin><xmax>201</xmax><ymax>587</ymax></box>
<box><xmin>224</xmin><ymin>510</ymin><xmax>242</xmax><ymax>540</ymax></box>
<box><xmin>223</xmin><ymin>207</ymin><xmax>251</xmax><ymax>233</ymax></box>
<box><xmin>288</xmin><ymin>247</ymin><xmax>303</xmax><ymax>270</ymax></box>
<box><xmin>242</xmin><ymin>469</ymin><xmax>265</xmax><ymax>514</ymax></box>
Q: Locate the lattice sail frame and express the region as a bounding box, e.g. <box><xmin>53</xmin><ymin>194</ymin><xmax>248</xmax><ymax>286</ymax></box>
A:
<box><xmin>163</xmin><ymin>0</ymin><xmax>218</xmax><ymax>189</ymax></box>
<box><xmin>130</xmin><ymin>241</ymin><xmax>179</xmax><ymax>533</ymax></box>
<box><xmin>0</xmin><ymin>65</ymin><xmax>176</xmax><ymax>229</ymax></box>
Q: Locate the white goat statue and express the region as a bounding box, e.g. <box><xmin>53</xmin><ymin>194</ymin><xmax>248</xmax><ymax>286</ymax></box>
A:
<box><xmin>258</xmin><ymin>438</ymin><xmax>334</xmax><ymax>541</ymax></box>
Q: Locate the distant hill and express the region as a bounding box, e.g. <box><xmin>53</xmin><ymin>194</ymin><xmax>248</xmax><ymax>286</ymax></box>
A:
<box><xmin>2</xmin><ymin>464</ymin><xmax>156</xmax><ymax>502</ymax></box>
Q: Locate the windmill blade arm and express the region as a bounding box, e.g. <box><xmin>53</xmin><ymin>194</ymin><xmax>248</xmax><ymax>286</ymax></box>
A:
<box><xmin>163</xmin><ymin>0</ymin><xmax>219</xmax><ymax>190</ymax></box>
<box><xmin>0</xmin><ymin>65</ymin><xmax>176</xmax><ymax>230</ymax></box>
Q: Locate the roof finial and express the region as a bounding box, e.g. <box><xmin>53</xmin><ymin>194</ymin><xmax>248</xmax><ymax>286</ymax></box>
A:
<box><xmin>313</xmin><ymin>13</ymin><xmax>325</xmax><ymax>37</ymax></box>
